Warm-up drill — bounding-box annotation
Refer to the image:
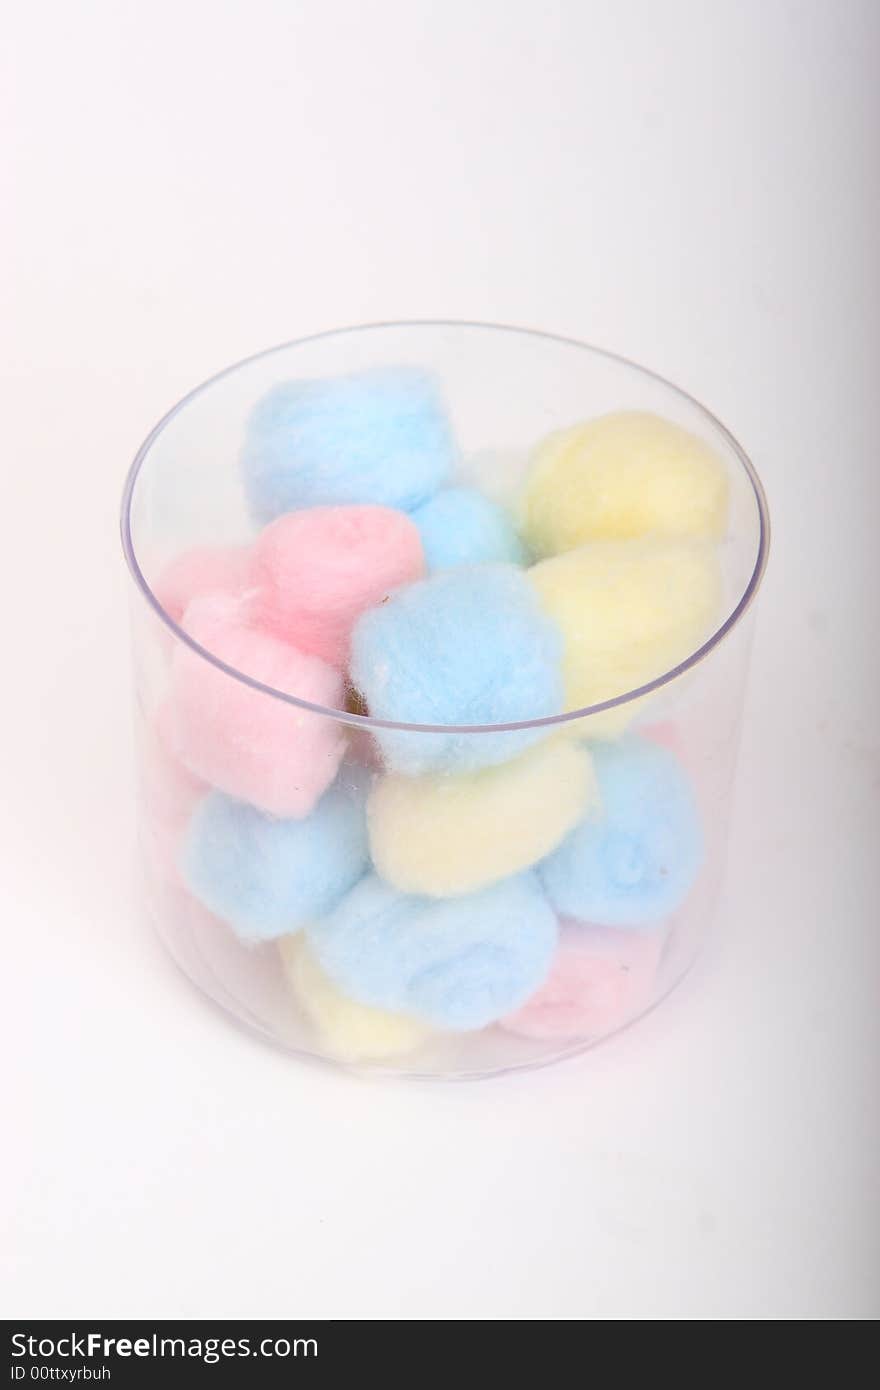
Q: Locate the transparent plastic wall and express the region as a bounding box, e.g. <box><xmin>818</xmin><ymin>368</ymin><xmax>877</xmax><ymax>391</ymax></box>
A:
<box><xmin>122</xmin><ymin>324</ymin><xmax>768</xmax><ymax>1078</ymax></box>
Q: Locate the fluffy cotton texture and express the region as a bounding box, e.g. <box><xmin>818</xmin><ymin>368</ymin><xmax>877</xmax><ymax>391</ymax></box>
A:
<box><xmin>522</xmin><ymin>411</ymin><xmax>729</xmax><ymax>557</ymax></box>
<box><xmin>350</xmin><ymin>564</ymin><xmax>565</xmax><ymax>775</ymax></box>
<box><xmin>241</xmin><ymin>366</ymin><xmax>455</xmax><ymax>523</ymax></box>
<box><xmin>502</xmin><ymin>921</ymin><xmax>665</xmax><ymax>1040</ymax></box>
<box><xmin>307</xmin><ymin>872</ymin><xmax>558</xmax><ymax>1030</ymax></box>
<box><xmin>251</xmin><ymin>504</ymin><xmax>425</xmax><ymax>667</ymax></box>
<box><xmin>182</xmin><ymin>770</ymin><xmax>370</xmax><ymax>943</ymax></box>
<box><xmin>539</xmin><ymin>737</ymin><xmax>702</xmax><ymax>927</ymax></box>
<box><xmin>529</xmin><ymin>538</ymin><xmax>721</xmax><ymax>738</ymax></box>
<box><xmin>368</xmin><ymin>739</ymin><xmax>595</xmax><ymax>897</ymax></box>
<box><xmin>153</xmin><ymin>544</ymin><xmax>254</xmax><ymax>624</ymax></box>
<box><xmin>168</xmin><ymin>594</ymin><xmax>346</xmax><ymax>817</ymax></box>
<box><xmin>279</xmin><ymin>934</ymin><xmax>430</xmax><ymax>1063</ymax></box>
<box><xmin>410</xmin><ymin>487</ymin><xmax>527</xmax><ymax>570</ymax></box>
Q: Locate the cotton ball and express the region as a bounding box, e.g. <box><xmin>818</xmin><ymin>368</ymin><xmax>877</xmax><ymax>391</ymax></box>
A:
<box><xmin>522</xmin><ymin>411</ymin><xmax>729</xmax><ymax>557</ymax></box>
<box><xmin>369</xmin><ymin>739</ymin><xmax>595</xmax><ymax>897</ymax></box>
<box><xmin>168</xmin><ymin>593</ymin><xmax>346</xmax><ymax>817</ymax></box>
<box><xmin>241</xmin><ymin>366</ymin><xmax>455</xmax><ymax>523</ymax></box>
<box><xmin>539</xmin><ymin>737</ymin><xmax>702</xmax><ymax>927</ymax></box>
<box><xmin>153</xmin><ymin>544</ymin><xmax>255</xmax><ymax>625</ymax></box>
<box><xmin>279</xmin><ymin>935</ymin><xmax>430</xmax><ymax>1063</ymax></box>
<box><xmin>350</xmin><ymin>564</ymin><xmax>564</xmax><ymax>775</ymax></box>
<box><xmin>409</xmin><ymin>487</ymin><xmax>527</xmax><ymax>571</ymax></box>
<box><xmin>529</xmin><ymin>538</ymin><xmax>721</xmax><ymax>738</ymax></box>
<box><xmin>250</xmin><ymin>504</ymin><xmax>424</xmax><ymax>668</ymax></box>
<box><xmin>182</xmin><ymin>769</ymin><xmax>370</xmax><ymax>943</ymax></box>
<box><xmin>307</xmin><ymin>872</ymin><xmax>558</xmax><ymax>1030</ymax></box>
<box><xmin>502</xmin><ymin>921</ymin><xmax>665</xmax><ymax>1040</ymax></box>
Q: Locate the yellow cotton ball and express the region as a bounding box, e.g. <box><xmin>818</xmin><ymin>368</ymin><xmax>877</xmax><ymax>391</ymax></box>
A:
<box><xmin>522</xmin><ymin>411</ymin><xmax>729</xmax><ymax>557</ymax></box>
<box><xmin>279</xmin><ymin>935</ymin><xmax>429</xmax><ymax>1063</ymax></box>
<box><xmin>368</xmin><ymin>739</ymin><xmax>596</xmax><ymax>897</ymax></box>
<box><xmin>529</xmin><ymin>538</ymin><xmax>722</xmax><ymax>739</ymax></box>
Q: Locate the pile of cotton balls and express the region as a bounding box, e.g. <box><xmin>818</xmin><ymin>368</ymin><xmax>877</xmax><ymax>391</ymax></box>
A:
<box><xmin>148</xmin><ymin>366</ymin><xmax>729</xmax><ymax>1064</ymax></box>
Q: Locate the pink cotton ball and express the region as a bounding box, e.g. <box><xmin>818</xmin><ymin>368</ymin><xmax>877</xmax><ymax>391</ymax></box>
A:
<box><xmin>251</xmin><ymin>505</ymin><xmax>425</xmax><ymax>668</ymax></box>
<box><xmin>153</xmin><ymin>544</ymin><xmax>255</xmax><ymax>625</ymax></box>
<box><xmin>167</xmin><ymin>593</ymin><xmax>347</xmax><ymax>818</ymax></box>
<box><xmin>501</xmin><ymin>922</ymin><xmax>665</xmax><ymax>1041</ymax></box>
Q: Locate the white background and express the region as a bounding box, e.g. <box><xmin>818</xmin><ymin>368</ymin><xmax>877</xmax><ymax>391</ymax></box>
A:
<box><xmin>3</xmin><ymin>0</ymin><xmax>878</xmax><ymax>1320</ymax></box>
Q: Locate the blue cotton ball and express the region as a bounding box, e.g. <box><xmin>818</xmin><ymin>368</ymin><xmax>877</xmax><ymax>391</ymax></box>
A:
<box><xmin>240</xmin><ymin>366</ymin><xmax>455</xmax><ymax>523</ymax></box>
<box><xmin>306</xmin><ymin>872</ymin><xmax>558</xmax><ymax>1030</ymax></box>
<box><xmin>539</xmin><ymin>737</ymin><xmax>702</xmax><ymax>927</ymax></box>
<box><xmin>349</xmin><ymin>564</ymin><xmax>565</xmax><ymax>774</ymax></box>
<box><xmin>410</xmin><ymin>487</ymin><xmax>527</xmax><ymax>570</ymax></box>
<box><xmin>182</xmin><ymin>768</ymin><xmax>370</xmax><ymax>943</ymax></box>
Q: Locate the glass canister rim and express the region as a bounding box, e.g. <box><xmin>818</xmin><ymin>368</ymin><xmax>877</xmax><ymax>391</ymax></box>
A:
<box><xmin>120</xmin><ymin>320</ymin><xmax>770</xmax><ymax>735</ymax></box>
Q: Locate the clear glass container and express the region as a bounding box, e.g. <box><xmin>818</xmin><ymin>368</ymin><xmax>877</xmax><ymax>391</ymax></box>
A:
<box><xmin>121</xmin><ymin>322</ymin><xmax>769</xmax><ymax>1078</ymax></box>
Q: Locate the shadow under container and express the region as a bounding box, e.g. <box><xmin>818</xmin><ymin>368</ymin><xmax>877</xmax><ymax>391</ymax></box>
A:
<box><xmin>121</xmin><ymin>322</ymin><xmax>769</xmax><ymax>1078</ymax></box>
